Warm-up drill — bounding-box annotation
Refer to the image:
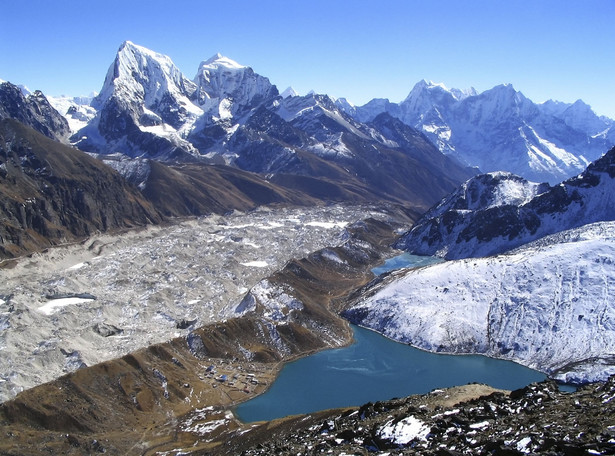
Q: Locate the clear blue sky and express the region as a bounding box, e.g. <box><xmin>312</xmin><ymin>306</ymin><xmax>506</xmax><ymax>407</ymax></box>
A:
<box><xmin>2</xmin><ymin>0</ymin><xmax>614</xmax><ymax>117</ymax></box>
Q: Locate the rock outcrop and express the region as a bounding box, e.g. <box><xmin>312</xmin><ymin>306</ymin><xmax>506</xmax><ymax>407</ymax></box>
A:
<box><xmin>397</xmin><ymin>146</ymin><xmax>615</xmax><ymax>259</ymax></box>
<box><xmin>0</xmin><ymin>82</ymin><xmax>70</xmax><ymax>142</ymax></box>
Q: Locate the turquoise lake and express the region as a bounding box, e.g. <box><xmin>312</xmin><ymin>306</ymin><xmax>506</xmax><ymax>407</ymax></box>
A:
<box><xmin>235</xmin><ymin>325</ymin><xmax>546</xmax><ymax>423</ymax></box>
<box><xmin>235</xmin><ymin>253</ymin><xmax>546</xmax><ymax>423</ymax></box>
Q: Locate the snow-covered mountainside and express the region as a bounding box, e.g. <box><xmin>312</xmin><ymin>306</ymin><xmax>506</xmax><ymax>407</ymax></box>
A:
<box><xmin>396</xmin><ymin>146</ymin><xmax>615</xmax><ymax>259</ymax></box>
<box><xmin>73</xmin><ymin>41</ymin><xmax>202</xmax><ymax>161</ymax></box>
<box><xmin>193</xmin><ymin>53</ymin><xmax>278</xmax><ymax>122</ymax></box>
<box><xmin>340</xmin><ymin>80</ymin><xmax>614</xmax><ymax>183</ymax></box>
<box><xmin>347</xmin><ymin>147</ymin><xmax>615</xmax><ymax>384</ymax></box>
<box><xmin>344</xmin><ymin>221</ymin><xmax>615</xmax><ymax>384</ymax></box>
<box><xmin>280</xmin><ymin>86</ymin><xmax>298</xmax><ymax>99</ymax></box>
<box><xmin>71</xmin><ymin>42</ymin><xmax>281</xmax><ymax>163</ymax></box>
<box><xmin>48</xmin><ymin>95</ymin><xmax>96</xmax><ymax>134</ymax></box>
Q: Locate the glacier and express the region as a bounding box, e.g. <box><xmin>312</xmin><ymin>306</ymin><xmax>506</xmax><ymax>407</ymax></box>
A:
<box><xmin>0</xmin><ymin>205</ymin><xmax>391</xmax><ymax>403</ymax></box>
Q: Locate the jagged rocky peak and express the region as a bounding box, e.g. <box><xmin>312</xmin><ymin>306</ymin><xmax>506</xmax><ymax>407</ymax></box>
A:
<box><xmin>459</xmin><ymin>83</ymin><xmax>537</xmax><ymax>123</ymax></box>
<box><xmin>0</xmin><ymin>81</ymin><xmax>70</xmax><ymax>141</ymax></box>
<box><xmin>95</xmin><ymin>40</ymin><xmax>197</xmax><ymax>111</ymax></box>
<box><xmin>397</xmin><ymin>146</ymin><xmax>615</xmax><ymax>259</ymax></box>
<box><xmin>73</xmin><ymin>41</ymin><xmax>203</xmax><ymax>161</ymax></box>
<box><xmin>440</xmin><ymin>171</ymin><xmax>550</xmax><ymax>212</ymax></box>
<box><xmin>193</xmin><ymin>52</ymin><xmax>278</xmax><ymax>115</ymax></box>
<box><xmin>542</xmin><ymin>98</ymin><xmax>614</xmax><ymax>136</ymax></box>
<box><xmin>201</xmin><ymin>52</ymin><xmax>245</xmax><ymax>69</ymax></box>
<box><xmin>401</xmin><ymin>79</ymin><xmax>459</xmax><ymax>113</ymax></box>
<box><xmin>280</xmin><ymin>86</ymin><xmax>298</xmax><ymax>99</ymax></box>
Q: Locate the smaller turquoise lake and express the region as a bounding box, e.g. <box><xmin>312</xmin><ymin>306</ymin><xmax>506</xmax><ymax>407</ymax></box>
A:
<box><xmin>370</xmin><ymin>252</ymin><xmax>443</xmax><ymax>275</ymax></box>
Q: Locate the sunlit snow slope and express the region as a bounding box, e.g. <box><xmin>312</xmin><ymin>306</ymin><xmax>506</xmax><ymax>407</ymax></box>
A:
<box><xmin>345</xmin><ymin>222</ymin><xmax>615</xmax><ymax>384</ymax></box>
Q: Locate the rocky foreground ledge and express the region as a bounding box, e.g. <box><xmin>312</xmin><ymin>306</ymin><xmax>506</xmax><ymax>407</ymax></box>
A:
<box><xmin>220</xmin><ymin>377</ymin><xmax>615</xmax><ymax>455</ymax></box>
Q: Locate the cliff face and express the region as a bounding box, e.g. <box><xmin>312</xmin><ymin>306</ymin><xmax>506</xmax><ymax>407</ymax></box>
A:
<box><xmin>0</xmin><ymin>82</ymin><xmax>70</xmax><ymax>142</ymax></box>
<box><xmin>0</xmin><ymin>119</ymin><xmax>162</xmax><ymax>259</ymax></box>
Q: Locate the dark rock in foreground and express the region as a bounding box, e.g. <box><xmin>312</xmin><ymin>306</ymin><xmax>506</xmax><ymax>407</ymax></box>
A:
<box><xmin>224</xmin><ymin>377</ymin><xmax>615</xmax><ymax>455</ymax></box>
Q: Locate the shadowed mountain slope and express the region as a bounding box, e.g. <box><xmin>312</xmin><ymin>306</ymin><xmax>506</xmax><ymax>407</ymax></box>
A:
<box><xmin>0</xmin><ymin>119</ymin><xmax>162</xmax><ymax>259</ymax></box>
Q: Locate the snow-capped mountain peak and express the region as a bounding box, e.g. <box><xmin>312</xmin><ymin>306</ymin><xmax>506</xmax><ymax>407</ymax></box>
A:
<box><xmin>74</xmin><ymin>41</ymin><xmax>202</xmax><ymax>160</ymax></box>
<box><xmin>0</xmin><ymin>79</ymin><xmax>32</xmax><ymax>97</ymax></box>
<box><xmin>192</xmin><ymin>53</ymin><xmax>278</xmax><ymax>120</ymax></box>
<box><xmin>281</xmin><ymin>86</ymin><xmax>299</xmax><ymax>99</ymax></box>
<box><xmin>435</xmin><ymin>171</ymin><xmax>549</xmax><ymax>213</ymax></box>
<box><xmin>450</xmin><ymin>86</ymin><xmax>478</xmax><ymax>101</ymax></box>
<box><xmin>397</xmin><ymin>146</ymin><xmax>615</xmax><ymax>259</ymax></box>
<box><xmin>403</xmin><ymin>79</ymin><xmax>457</xmax><ymax>103</ymax></box>
<box><xmin>201</xmin><ymin>53</ymin><xmax>246</xmax><ymax>70</ymax></box>
<box><xmin>95</xmin><ymin>40</ymin><xmax>198</xmax><ymax>111</ymax></box>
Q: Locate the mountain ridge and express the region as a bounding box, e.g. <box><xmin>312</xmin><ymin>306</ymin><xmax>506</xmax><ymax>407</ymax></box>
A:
<box><xmin>6</xmin><ymin>42</ymin><xmax>612</xmax><ymax>185</ymax></box>
<box><xmin>338</xmin><ymin>80</ymin><xmax>614</xmax><ymax>183</ymax></box>
<box><xmin>60</xmin><ymin>41</ymin><xmax>474</xmax><ymax>209</ymax></box>
<box><xmin>396</xmin><ymin>145</ymin><xmax>615</xmax><ymax>259</ymax></box>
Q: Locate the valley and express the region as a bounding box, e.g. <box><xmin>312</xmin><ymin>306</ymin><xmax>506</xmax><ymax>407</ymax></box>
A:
<box><xmin>1</xmin><ymin>32</ymin><xmax>614</xmax><ymax>455</ymax></box>
<box><xmin>0</xmin><ymin>208</ymin><xmax>410</xmax><ymax>455</ymax></box>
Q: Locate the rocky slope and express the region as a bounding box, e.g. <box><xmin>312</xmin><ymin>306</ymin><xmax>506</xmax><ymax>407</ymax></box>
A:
<box><xmin>396</xmin><ymin>146</ymin><xmax>615</xmax><ymax>259</ymax></box>
<box><xmin>0</xmin><ymin>118</ymin><xmax>162</xmax><ymax>259</ymax></box>
<box><xmin>0</xmin><ymin>82</ymin><xmax>70</xmax><ymax>142</ymax></box>
<box><xmin>0</xmin><ymin>205</ymin><xmax>398</xmax><ymax>402</ymax></box>
<box><xmin>340</xmin><ymin>80</ymin><xmax>615</xmax><ymax>183</ymax></box>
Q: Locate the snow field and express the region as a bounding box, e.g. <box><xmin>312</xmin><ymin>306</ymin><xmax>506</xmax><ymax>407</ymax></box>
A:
<box><xmin>349</xmin><ymin>221</ymin><xmax>615</xmax><ymax>383</ymax></box>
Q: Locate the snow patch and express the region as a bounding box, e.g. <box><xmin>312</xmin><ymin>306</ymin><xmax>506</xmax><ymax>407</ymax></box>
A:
<box><xmin>378</xmin><ymin>416</ymin><xmax>430</xmax><ymax>444</ymax></box>
<box><xmin>38</xmin><ymin>297</ymin><xmax>95</xmax><ymax>316</ymax></box>
<box><xmin>240</xmin><ymin>261</ymin><xmax>269</xmax><ymax>268</ymax></box>
<box><xmin>306</xmin><ymin>221</ymin><xmax>349</xmax><ymax>229</ymax></box>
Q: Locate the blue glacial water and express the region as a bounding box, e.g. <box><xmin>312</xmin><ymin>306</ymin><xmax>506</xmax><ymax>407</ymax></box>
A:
<box><xmin>234</xmin><ymin>325</ymin><xmax>546</xmax><ymax>423</ymax></box>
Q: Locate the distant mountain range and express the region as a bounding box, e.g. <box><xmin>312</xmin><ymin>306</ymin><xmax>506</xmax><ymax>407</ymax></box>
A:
<box><xmin>46</xmin><ymin>41</ymin><xmax>614</xmax><ymax>185</ymax></box>
<box><xmin>0</xmin><ymin>75</ymin><xmax>467</xmax><ymax>259</ymax></box>
<box><xmin>337</xmin><ymin>81</ymin><xmax>615</xmax><ymax>184</ymax></box>
<box><xmin>0</xmin><ymin>41</ymin><xmax>482</xmax><ymax>258</ymax></box>
<box><xmin>66</xmin><ymin>41</ymin><xmax>472</xmax><ymax>202</ymax></box>
<box><xmin>2</xmin><ymin>40</ymin><xmax>614</xmax><ymax>258</ymax></box>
